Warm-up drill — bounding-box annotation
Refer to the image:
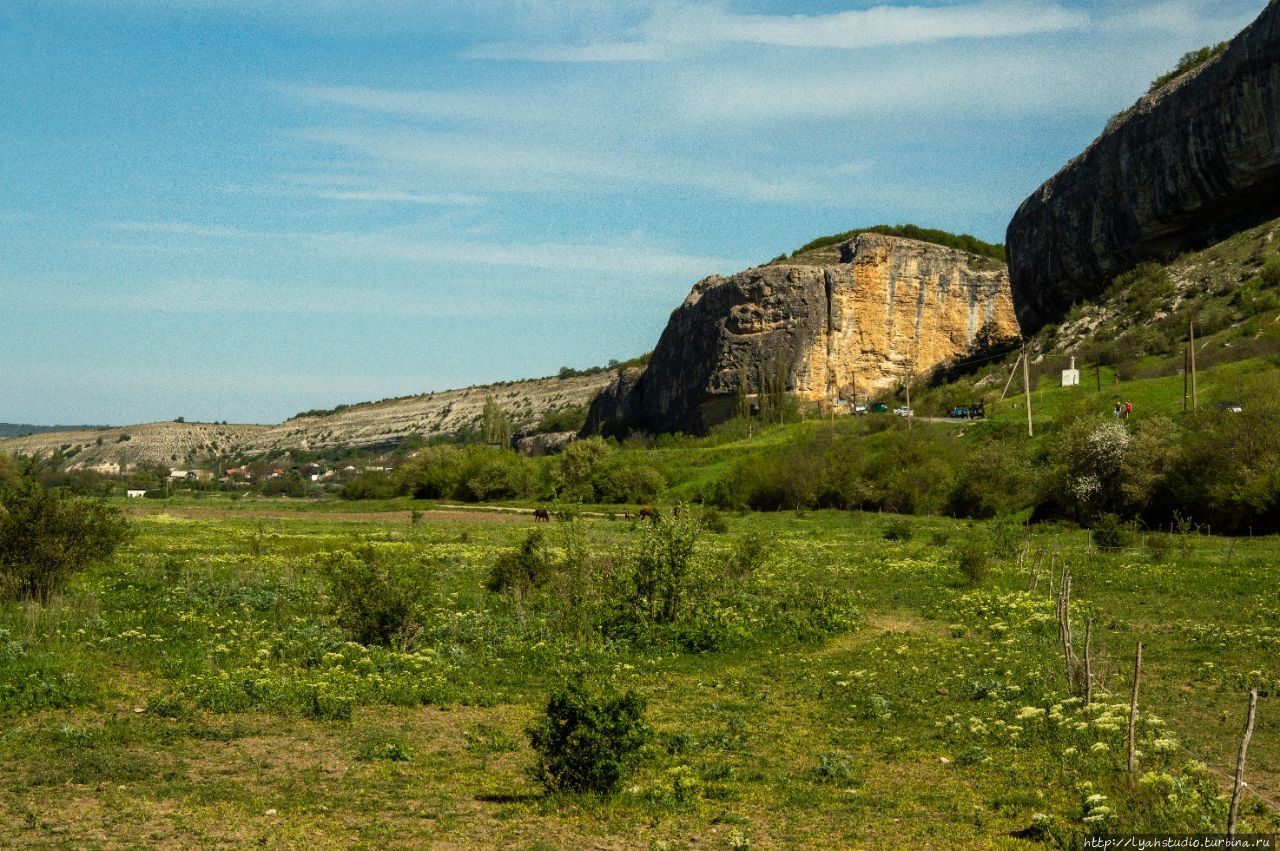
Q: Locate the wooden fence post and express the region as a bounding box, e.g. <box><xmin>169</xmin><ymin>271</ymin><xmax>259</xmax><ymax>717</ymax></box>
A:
<box><xmin>1128</xmin><ymin>641</ymin><xmax>1144</xmax><ymax>773</ymax></box>
<box><xmin>1084</xmin><ymin>618</ymin><xmax>1095</xmax><ymax>707</ymax></box>
<box><xmin>1227</xmin><ymin>688</ymin><xmax>1260</xmax><ymax>837</ymax></box>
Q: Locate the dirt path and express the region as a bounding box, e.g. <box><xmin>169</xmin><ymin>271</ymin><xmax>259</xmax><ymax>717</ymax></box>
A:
<box><xmin>125</xmin><ymin>506</ymin><xmax>531</xmax><ymax>524</ymax></box>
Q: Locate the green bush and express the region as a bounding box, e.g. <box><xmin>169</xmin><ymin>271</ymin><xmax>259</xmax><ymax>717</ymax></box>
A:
<box><xmin>1091</xmin><ymin>514</ymin><xmax>1134</xmax><ymax>552</ymax></box>
<box><xmin>537</xmin><ymin>404</ymin><xmax>589</xmax><ymax>433</ymax></box>
<box><xmin>1260</xmin><ymin>255</ymin><xmax>1280</xmax><ymax>289</ymax></box>
<box><xmin>881</xmin><ymin>516</ymin><xmax>912</xmax><ymax>542</ymax></box>
<box><xmin>0</xmin><ymin>483</ymin><xmax>132</xmax><ymax>602</ymax></box>
<box><xmin>339</xmin><ymin>470</ymin><xmax>400</xmax><ymax>501</ymax></box>
<box><xmin>591</xmin><ymin>454</ymin><xmax>666</xmax><ymax>504</ymax></box>
<box><xmin>698</xmin><ymin>506</ymin><xmax>730</xmax><ymax>534</ymax></box>
<box><xmin>316</xmin><ymin>547</ymin><xmax>417</xmax><ymax>646</ymax></box>
<box><xmin>552</xmin><ymin>437</ymin><xmax>665</xmax><ymax>504</ymax></box>
<box><xmin>953</xmin><ymin>530</ymin><xmax>990</xmax><ymax>586</ymax></box>
<box><xmin>486</xmin><ymin>528</ymin><xmax>551</xmax><ymax>600</ymax></box>
<box><xmin>1148</xmin><ymin>42</ymin><xmax>1227</xmax><ymax>93</ymax></box>
<box><xmin>397</xmin><ymin>445</ymin><xmax>467</xmax><ymax>500</ymax></box>
<box><xmin>526</xmin><ymin>679</ymin><xmax>652</xmax><ymax>795</ymax></box>
<box><xmin>619</xmin><ymin>511</ymin><xmax>704</xmax><ymax>626</ymax></box>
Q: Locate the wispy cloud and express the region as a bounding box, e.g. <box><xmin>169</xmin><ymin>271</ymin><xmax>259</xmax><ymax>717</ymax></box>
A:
<box><xmin>469</xmin><ymin>0</ymin><xmax>1089</xmax><ymax>62</ymax></box>
<box><xmin>646</xmin><ymin>1</ymin><xmax>1089</xmax><ymax>50</ymax></box>
<box><xmin>93</xmin><ymin>219</ymin><xmax>742</xmax><ymax>279</ymax></box>
<box><xmin>320</xmin><ymin>232</ymin><xmax>741</xmax><ymax>279</ymax></box>
<box><xmin>266</xmin><ymin>83</ymin><xmax>539</xmax><ymax>123</ymax></box>
<box><xmin>288</xmin><ymin>124</ymin><xmax>828</xmax><ymax>202</ymax></box>
<box><xmin>225</xmin><ymin>181</ymin><xmax>486</xmax><ymax>206</ymax></box>
<box><xmin>467</xmin><ymin>40</ymin><xmax>667</xmax><ymax>63</ymax></box>
<box><xmin>105</xmin><ymin>221</ymin><xmax>269</xmax><ymax>240</ymax></box>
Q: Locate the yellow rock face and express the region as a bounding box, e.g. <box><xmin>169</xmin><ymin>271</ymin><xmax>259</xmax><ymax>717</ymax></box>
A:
<box><xmin>795</xmin><ymin>234</ymin><xmax>1020</xmax><ymax>402</ymax></box>
<box><xmin>590</xmin><ymin>232</ymin><xmax>1023</xmax><ymax>435</ymax></box>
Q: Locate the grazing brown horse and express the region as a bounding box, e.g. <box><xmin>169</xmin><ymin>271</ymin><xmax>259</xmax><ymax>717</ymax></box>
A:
<box><xmin>532</xmin><ymin>508</ymin><xmax>550</xmax><ymax>523</ymax></box>
<box><xmin>638</xmin><ymin>507</ymin><xmax>655</xmax><ymax>521</ymax></box>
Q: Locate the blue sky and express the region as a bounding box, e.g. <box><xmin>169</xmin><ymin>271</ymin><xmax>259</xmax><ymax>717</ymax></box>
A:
<box><xmin>0</xmin><ymin>0</ymin><xmax>1267</xmax><ymax>425</ymax></box>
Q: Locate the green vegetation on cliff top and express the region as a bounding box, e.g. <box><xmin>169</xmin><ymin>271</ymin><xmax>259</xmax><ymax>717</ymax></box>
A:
<box><xmin>772</xmin><ymin>223</ymin><xmax>1007</xmax><ymax>265</ymax></box>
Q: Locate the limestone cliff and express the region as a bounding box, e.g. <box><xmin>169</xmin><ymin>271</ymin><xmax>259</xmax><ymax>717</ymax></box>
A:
<box><xmin>1006</xmin><ymin>1</ymin><xmax>1280</xmax><ymax>333</ymax></box>
<box><xmin>584</xmin><ymin>233</ymin><xmax>1020</xmax><ymax>436</ymax></box>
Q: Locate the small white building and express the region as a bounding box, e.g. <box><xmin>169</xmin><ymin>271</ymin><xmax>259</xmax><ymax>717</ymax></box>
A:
<box><xmin>1062</xmin><ymin>356</ymin><xmax>1081</xmax><ymax>387</ymax></box>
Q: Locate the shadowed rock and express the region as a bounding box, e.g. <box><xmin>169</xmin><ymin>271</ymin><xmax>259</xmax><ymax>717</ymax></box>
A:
<box><xmin>1006</xmin><ymin>2</ymin><xmax>1280</xmax><ymax>333</ymax></box>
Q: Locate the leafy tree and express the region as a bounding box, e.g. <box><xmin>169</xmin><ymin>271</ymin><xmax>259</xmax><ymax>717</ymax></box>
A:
<box><xmin>460</xmin><ymin>448</ymin><xmax>536</xmax><ymax>501</ymax></box>
<box><xmin>395</xmin><ymin>445</ymin><xmax>468</xmax><ymax>499</ymax></box>
<box><xmin>0</xmin><ymin>451</ymin><xmax>21</xmax><ymax>490</ymax></box>
<box><xmin>554</xmin><ymin>437</ymin><xmax>614</xmax><ymax>502</ymax></box>
<box><xmin>590</xmin><ymin>453</ymin><xmax>665</xmax><ymax>504</ymax></box>
<box><xmin>481</xmin><ymin>395</ymin><xmax>513</xmax><ymax>447</ymax></box>
<box><xmin>339</xmin><ymin>469</ymin><xmax>400</xmax><ymax>501</ymax></box>
<box><xmin>0</xmin><ymin>483</ymin><xmax>132</xmax><ymax>602</ymax></box>
<box><xmin>526</xmin><ymin>678</ymin><xmax>652</xmax><ymax>795</ymax></box>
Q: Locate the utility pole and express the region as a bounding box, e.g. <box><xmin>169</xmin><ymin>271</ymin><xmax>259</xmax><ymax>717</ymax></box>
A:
<box><xmin>1022</xmin><ymin>345</ymin><xmax>1034</xmax><ymax>437</ymax></box>
<box><xmin>1000</xmin><ymin>351</ymin><xmax>1021</xmax><ymax>401</ymax></box>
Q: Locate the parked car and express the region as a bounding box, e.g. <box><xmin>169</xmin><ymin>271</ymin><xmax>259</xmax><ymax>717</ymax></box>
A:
<box><xmin>853</xmin><ymin>402</ymin><xmax>868</xmax><ymax>415</ymax></box>
<box><xmin>1213</xmin><ymin>401</ymin><xmax>1244</xmax><ymax>413</ymax></box>
<box><xmin>949</xmin><ymin>406</ymin><xmax>970</xmax><ymax>419</ymax></box>
<box><xmin>870</xmin><ymin>402</ymin><xmax>890</xmax><ymax>414</ymax></box>
<box><xmin>893</xmin><ymin>406</ymin><xmax>913</xmax><ymax>417</ymax></box>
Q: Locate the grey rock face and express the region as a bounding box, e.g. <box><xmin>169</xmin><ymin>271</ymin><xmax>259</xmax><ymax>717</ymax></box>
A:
<box><xmin>1006</xmin><ymin>2</ymin><xmax>1280</xmax><ymax>332</ymax></box>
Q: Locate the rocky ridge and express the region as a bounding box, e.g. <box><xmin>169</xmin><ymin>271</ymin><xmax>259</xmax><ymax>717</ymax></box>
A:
<box><xmin>1</xmin><ymin>373</ymin><xmax>613</xmax><ymax>472</ymax></box>
<box><xmin>1006</xmin><ymin>0</ymin><xmax>1280</xmax><ymax>333</ymax></box>
<box><xmin>585</xmin><ymin>233</ymin><xmax>1021</xmax><ymax>436</ymax></box>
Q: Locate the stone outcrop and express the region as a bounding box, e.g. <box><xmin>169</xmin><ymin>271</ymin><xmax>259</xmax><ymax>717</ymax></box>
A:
<box><xmin>1006</xmin><ymin>2</ymin><xmax>1280</xmax><ymax>333</ymax></box>
<box><xmin>584</xmin><ymin>233</ymin><xmax>1020</xmax><ymax>436</ymax></box>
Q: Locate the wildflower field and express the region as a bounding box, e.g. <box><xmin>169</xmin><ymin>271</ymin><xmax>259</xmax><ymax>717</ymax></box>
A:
<box><xmin>1</xmin><ymin>501</ymin><xmax>1277</xmax><ymax>849</ymax></box>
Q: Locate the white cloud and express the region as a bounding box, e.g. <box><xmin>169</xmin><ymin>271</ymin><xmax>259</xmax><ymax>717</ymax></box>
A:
<box><xmin>665</xmin><ymin>35</ymin><xmax>1182</xmax><ymax>125</ymax></box>
<box><xmin>87</xmin><ymin>221</ymin><xmax>744</xmax><ymax>281</ymax></box>
<box><xmin>465</xmin><ymin>40</ymin><xmax>667</xmax><ymax>62</ymax></box>
<box><xmin>225</xmin><ymin>181</ymin><xmax>486</xmax><ymax>206</ymax></box>
<box><xmin>289</xmin><ymin>124</ymin><xmax>829</xmax><ymax>202</ymax></box>
<box><xmin>1100</xmin><ymin>0</ymin><xmax>1258</xmax><ymax>37</ymax></box>
<box><xmin>467</xmin><ymin>0</ymin><xmax>1089</xmax><ymax>62</ymax></box>
<box><xmin>105</xmin><ymin>221</ymin><xmax>268</xmax><ymax>240</ymax></box>
<box><xmin>321</xmin><ymin>232</ymin><xmax>741</xmax><ymax>279</ymax></box>
<box><xmin>645</xmin><ymin>1</ymin><xmax>1089</xmax><ymax>50</ymax></box>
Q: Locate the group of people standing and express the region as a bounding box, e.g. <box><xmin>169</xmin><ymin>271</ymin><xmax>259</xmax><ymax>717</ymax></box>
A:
<box><xmin>1114</xmin><ymin>399</ymin><xmax>1133</xmax><ymax>419</ymax></box>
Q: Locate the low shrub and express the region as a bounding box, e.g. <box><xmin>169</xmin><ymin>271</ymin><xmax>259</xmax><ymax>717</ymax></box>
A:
<box><xmin>882</xmin><ymin>516</ymin><xmax>912</xmax><ymax>542</ymax></box>
<box><xmin>316</xmin><ymin>547</ymin><xmax>417</xmax><ymax>647</ymax></box>
<box><xmin>526</xmin><ymin>678</ymin><xmax>652</xmax><ymax>795</ymax></box>
<box><xmin>486</xmin><ymin>528</ymin><xmax>551</xmax><ymax>600</ymax></box>
<box><xmin>954</xmin><ymin>530</ymin><xmax>990</xmax><ymax>586</ymax></box>
<box><xmin>1091</xmin><ymin>514</ymin><xmax>1134</xmax><ymax>552</ymax></box>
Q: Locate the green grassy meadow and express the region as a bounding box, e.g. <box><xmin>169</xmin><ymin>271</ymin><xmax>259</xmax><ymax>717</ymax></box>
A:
<box><xmin>1</xmin><ymin>504</ymin><xmax>1277</xmax><ymax>849</ymax></box>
